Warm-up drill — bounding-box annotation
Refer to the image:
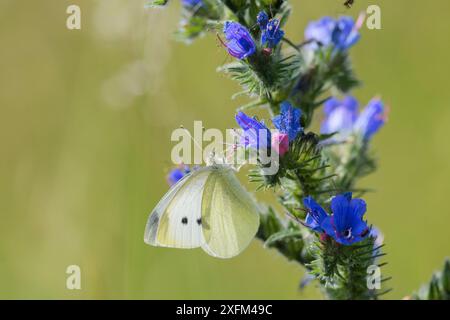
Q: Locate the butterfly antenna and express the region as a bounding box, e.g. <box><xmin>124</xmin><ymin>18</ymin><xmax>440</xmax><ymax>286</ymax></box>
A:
<box><xmin>285</xmin><ymin>211</ymin><xmax>305</xmax><ymax>226</ymax></box>
<box><xmin>222</xmin><ymin>142</ymin><xmax>235</xmax><ymax>160</ymax></box>
<box><xmin>180</xmin><ymin>124</ymin><xmax>203</xmax><ymax>155</ymax></box>
<box><xmin>224</xmin><ymin>142</ymin><xmax>240</xmax><ymax>169</ymax></box>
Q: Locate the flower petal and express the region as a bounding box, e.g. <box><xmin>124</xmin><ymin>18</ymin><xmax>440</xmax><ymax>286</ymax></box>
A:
<box><xmin>350</xmin><ymin>198</ymin><xmax>367</xmax><ymax>218</ymax></box>
<box><xmin>303</xmin><ymin>196</ymin><xmax>328</xmax><ymax>231</ymax></box>
<box><xmin>354</xmin><ymin>98</ymin><xmax>385</xmax><ymax>140</ymax></box>
<box><xmin>272</xmin><ymin>101</ymin><xmax>303</xmax><ymax>142</ymax></box>
<box><xmin>330</xmin><ymin>194</ymin><xmax>352</xmax><ymax>232</ymax></box>
<box><xmin>321</xmin><ymin>216</ymin><xmax>336</xmax><ymax>238</ymax></box>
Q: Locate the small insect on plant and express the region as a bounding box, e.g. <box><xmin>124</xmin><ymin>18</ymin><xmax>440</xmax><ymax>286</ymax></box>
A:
<box><xmin>344</xmin><ymin>0</ymin><xmax>355</xmax><ymax>9</ymax></box>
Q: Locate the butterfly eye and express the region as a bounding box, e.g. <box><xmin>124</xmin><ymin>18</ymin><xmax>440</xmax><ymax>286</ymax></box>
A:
<box><xmin>343</xmin><ymin>228</ymin><xmax>352</xmax><ymax>239</ymax></box>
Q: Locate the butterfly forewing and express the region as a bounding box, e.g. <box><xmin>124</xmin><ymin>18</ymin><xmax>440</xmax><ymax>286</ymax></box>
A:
<box><xmin>144</xmin><ymin>169</ymin><xmax>210</xmax><ymax>248</ymax></box>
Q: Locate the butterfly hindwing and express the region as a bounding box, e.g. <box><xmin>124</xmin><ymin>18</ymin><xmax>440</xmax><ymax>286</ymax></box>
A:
<box><xmin>200</xmin><ymin>167</ymin><xmax>260</xmax><ymax>258</ymax></box>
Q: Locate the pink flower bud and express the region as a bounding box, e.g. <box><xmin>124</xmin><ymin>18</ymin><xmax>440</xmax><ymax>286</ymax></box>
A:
<box><xmin>271</xmin><ymin>132</ymin><xmax>289</xmax><ymax>156</ymax></box>
<box><xmin>262</xmin><ymin>47</ymin><xmax>273</xmax><ymax>56</ymax></box>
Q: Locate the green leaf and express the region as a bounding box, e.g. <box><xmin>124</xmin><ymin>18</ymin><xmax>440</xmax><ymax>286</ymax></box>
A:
<box><xmin>237</xmin><ymin>98</ymin><xmax>268</xmax><ymax>111</ymax></box>
<box><xmin>218</xmin><ymin>51</ymin><xmax>301</xmax><ymax>101</ymax></box>
<box><xmin>264</xmin><ymin>229</ymin><xmax>303</xmax><ymax>248</ymax></box>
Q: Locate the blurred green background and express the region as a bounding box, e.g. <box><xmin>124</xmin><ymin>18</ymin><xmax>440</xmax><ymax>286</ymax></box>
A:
<box><xmin>0</xmin><ymin>0</ymin><xmax>449</xmax><ymax>299</ymax></box>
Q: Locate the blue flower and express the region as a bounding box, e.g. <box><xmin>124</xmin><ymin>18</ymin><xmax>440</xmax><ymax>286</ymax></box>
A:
<box><xmin>302</xmin><ymin>193</ymin><xmax>370</xmax><ymax>245</ymax></box>
<box><xmin>182</xmin><ymin>0</ymin><xmax>203</xmax><ymax>7</ymax></box>
<box><xmin>305</xmin><ymin>17</ymin><xmax>336</xmax><ymax>47</ymax></box>
<box><xmin>257</xmin><ymin>11</ymin><xmax>269</xmax><ymax>29</ymax></box>
<box><xmin>320</xmin><ymin>96</ymin><xmax>386</xmax><ymax>142</ymax></box>
<box><xmin>167</xmin><ymin>165</ymin><xmax>191</xmax><ymax>186</ymax></box>
<box><xmin>321</xmin><ymin>96</ymin><xmax>358</xmax><ymax>140</ymax></box>
<box><xmin>332</xmin><ymin>16</ymin><xmax>361</xmax><ymax>50</ymax></box>
<box><xmin>235</xmin><ymin>111</ymin><xmax>271</xmax><ymax>150</ymax></box>
<box><xmin>303</xmin><ymin>196</ymin><xmax>328</xmax><ymax>232</ymax></box>
<box><xmin>354</xmin><ymin>98</ymin><xmax>386</xmax><ymax>140</ymax></box>
<box><xmin>223</xmin><ymin>21</ymin><xmax>256</xmax><ymax>59</ymax></box>
<box><xmin>257</xmin><ymin>11</ymin><xmax>284</xmax><ymax>48</ymax></box>
<box><xmin>272</xmin><ymin>101</ymin><xmax>303</xmax><ymax>142</ymax></box>
<box><xmin>321</xmin><ymin>193</ymin><xmax>369</xmax><ymax>245</ymax></box>
<box><xmin>261</xmin><ymin>18</ymin><xmax>284</xmax><ymax>48</ymax></box>
<box><xmin>305</xmin><ymin>16</ymin><xmax>361</xmax><ymax>51</ymax></box>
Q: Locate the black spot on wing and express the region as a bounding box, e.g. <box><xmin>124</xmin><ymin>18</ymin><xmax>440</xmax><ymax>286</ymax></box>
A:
<box><xmin>181</xmin><ymin>217</ymin><xmax>188</xmax><ymax>225</ymax></box>
<box><xmin>196</xmin><ymin>218</ymin><xmax>202</xmax><ymax>225</ymax></box>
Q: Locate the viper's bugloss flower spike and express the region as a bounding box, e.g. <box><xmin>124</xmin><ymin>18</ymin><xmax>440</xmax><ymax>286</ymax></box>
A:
<box><xmin>321</xmin><ymin>193</ymin><xmax>370</xmax><ymax>245</ymax></box>
<box><xmin>303</xmin><ymin>196</ymin><xmax>328</xmax><ymax>232</ymax></box>
<box><xmin>222</xmin><ymin>21</ymin><xmax>256</xmax><ymax>59</ymax></box>
<box><xmin>305</xmin><ymin>16</ymin><xmax>361</xmax><ymax>51</ymax></box>
<box><xmin>148</xmin><ymin>0</ymin><xmax>398</xmax><ymax>299</ymax></box>
<box><xmin>321</xmin><ymin>96</ymin><xmax>386</xmax><ymax>142</ymax></box>
<box><xmin>235</xmin><ymin>111</ymin><xmax>271</xmax><ymax>150</ymax></box>
<box><xmin>261</xmin><ymin>18</ymin><xmax>285</xmax><ymax>48</ymax></box>
<box><xmin>272</xmin><ymin>101</ymin><xmax>303</xmax><ymax>142</ymax></box>
<box><xmin>166</xmin><ymin>165</ymin><xmax>191</xmax><ymax>186</ymax></box>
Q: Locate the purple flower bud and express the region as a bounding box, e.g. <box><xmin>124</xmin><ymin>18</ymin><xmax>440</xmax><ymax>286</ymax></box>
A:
<box><xmin>223</xmin><ymin>21</ymin><xmax>256</xmax><ymax>60</ymax></box>
<box><xmin>257</xmin><ymin>11</ymin><xmax>269</xmax><ymax>29</ymax></box>
<box><xmin>272</xmin><ymin>101</ymin><xmax>303</xmax><ymax>142</ymax></box>
<box><xmin>235</xmin><ymin>111</ymin><xmax>271</xmax><ymax>150</ymax></box>
<box><xmin>261</xmin><ymin>18</ymin><xmax>284</xmax><ymax>48</ymax></box>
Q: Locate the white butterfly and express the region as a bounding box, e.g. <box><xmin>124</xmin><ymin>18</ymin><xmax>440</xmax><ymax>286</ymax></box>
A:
<box><xmin>144</xmin><ymin>164</ymin><xmax>260</xmax><ymax>259</ymax></box>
